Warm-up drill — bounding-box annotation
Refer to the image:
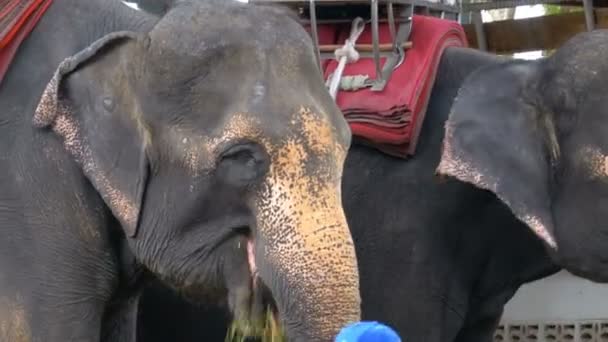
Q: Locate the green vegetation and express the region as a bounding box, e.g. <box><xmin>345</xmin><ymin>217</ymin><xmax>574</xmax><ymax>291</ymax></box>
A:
<box><xmin>225</xmin><ymin>309</ymin><xmax>286</xmax><ymax>342</ymax></box>
<box><xmin>543</xmin><ymin>3</ymin><xmax>583</xmax><ymax>15</ymax></box>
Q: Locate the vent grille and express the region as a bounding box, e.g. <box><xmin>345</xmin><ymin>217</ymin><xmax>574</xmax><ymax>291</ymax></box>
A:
<box><xmin>494</xmin><ymin>320</ymin><xmax>608</xmax><ymax>342</ymax></box>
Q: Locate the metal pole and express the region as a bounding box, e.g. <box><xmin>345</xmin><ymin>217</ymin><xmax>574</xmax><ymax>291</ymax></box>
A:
<box><xmin>387</xmin><ymin>2</ymin><xmax>396</xmax><ymax>42</ymax></box>
<box><xmin>472</xmin><ymin>10</ymin><xmax>488</xmax><ymax>51</ymax></box>
<box><xmin>582</xmin><ymin>0</ymin><xmax>595</xmax><ymax>31</ymax></box>
<box><xmin>309</xmin><ymin>0</ymin><xmax>322</xmax><ymax>73</ymax></box>
<box><xmin>371</xmin><ymin>0</ymin><xmax>382</xmax><ymax>81</ymax></box>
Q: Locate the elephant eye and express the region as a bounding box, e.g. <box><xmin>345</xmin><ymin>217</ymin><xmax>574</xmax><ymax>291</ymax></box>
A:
<box><xmin>217</xmin><ymin>142</ymin><xmax>269</xmax><ymax>186</ymax></box>
<box><xmin>222</xmin><ymin>145</ymin><xmax>255</xmax><ymax>165</ymax></box>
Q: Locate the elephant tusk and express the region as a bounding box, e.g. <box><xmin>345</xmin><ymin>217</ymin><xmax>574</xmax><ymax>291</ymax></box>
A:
<box><xmin>247</xmin><ymin>239</ymin><xmax>259</xmax><ymax>286</ymax></box>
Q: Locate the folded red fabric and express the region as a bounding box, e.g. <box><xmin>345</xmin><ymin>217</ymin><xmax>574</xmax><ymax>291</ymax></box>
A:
<box><xmin>324</xmin><ymin>15</ymin><xmax>468</xmax><ymax>158</ymax></box>
<box><xmin>0</xmin><ymin>0</ymin><xmax>53</xmax><ymax>86</ymax></box>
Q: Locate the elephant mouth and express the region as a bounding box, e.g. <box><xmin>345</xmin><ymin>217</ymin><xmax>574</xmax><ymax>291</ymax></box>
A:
<box><xmin>247</xmin><ymin>237</ymin><xmax>281</xmax><ymax>322</ymax></box>
<box><xmin>226</xmin><ymin>234</ymin><xmax>283</xmax><ymax>340</ymax></box>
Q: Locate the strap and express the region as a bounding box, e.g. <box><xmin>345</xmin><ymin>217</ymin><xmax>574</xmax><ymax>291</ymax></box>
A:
<box><xmin>370</xmin><ymin>6</ymin><xmax>413</xmax><ymax>91</ymax></box>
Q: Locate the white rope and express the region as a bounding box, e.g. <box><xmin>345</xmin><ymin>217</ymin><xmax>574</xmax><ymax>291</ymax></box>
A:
<box><xmin>327</xmin><ymin>17</ymin><xmax>366</xmax><ymax>99</ymax></box>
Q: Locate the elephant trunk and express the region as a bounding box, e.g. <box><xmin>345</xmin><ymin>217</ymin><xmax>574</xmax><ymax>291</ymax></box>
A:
<box><xmin>253</xmin><ymin>139</ymin><xmax>361</xmax><ymax>341</ymax></box>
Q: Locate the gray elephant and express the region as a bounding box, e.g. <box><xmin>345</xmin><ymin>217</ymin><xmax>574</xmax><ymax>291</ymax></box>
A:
<box><xmin>129</xmin><ymin>3</ymin><xmax>560</xmax><ymax>340</ymax></box>
<box><xmin>0</xmin><ymin>1</ymin><xmax>361</xmax><ymax>341</ymax></box>
<box><xmin>437</xmin><ymin>29</ymin><xmax>608</xmax><ymax>284</ymax></box>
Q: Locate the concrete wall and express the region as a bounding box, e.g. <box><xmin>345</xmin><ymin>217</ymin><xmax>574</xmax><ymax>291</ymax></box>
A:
<box><xmin>502</xmin><ymin>270</ymin><xmax>608</xmax><ymax>322</ymax></box>
<box><xmin>495</xmin><ymin>271</ymin><xmax>608</xmax><ymax>342</ymax></box>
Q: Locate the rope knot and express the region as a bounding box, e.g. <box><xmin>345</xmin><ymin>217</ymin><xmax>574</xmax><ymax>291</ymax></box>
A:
<box><xmin>335</xmin><ymin>38</ymin><xmax>360</xmax><ymax>63</ymax></box>
<box><xmin>327</xmin><ymin>17</ymin><xmax>367</xmax><ymax>99</ymax></box>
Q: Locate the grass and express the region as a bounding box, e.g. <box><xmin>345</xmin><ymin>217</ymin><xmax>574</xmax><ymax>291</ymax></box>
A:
<box><xmin>224</xmin><ymin>309</ymin><xmax>286</xmax><ymax>342</ymax></box>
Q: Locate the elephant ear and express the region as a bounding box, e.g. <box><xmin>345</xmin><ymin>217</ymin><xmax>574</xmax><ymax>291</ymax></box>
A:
<box><xmin>33</xmin><ymin>31</ymin><xmax>149</xmax><ymax>238</ymax></box>
<box><xmin>436</xmin><ymin>60</ymin><xmax>559</xmax><ymax>249</ymax></box>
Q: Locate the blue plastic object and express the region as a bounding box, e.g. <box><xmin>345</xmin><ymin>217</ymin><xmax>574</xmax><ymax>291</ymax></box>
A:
<box><xmin>335</xmin><ymin>321</ymin><xmax>402</xmax><ymax>342</ymax></box>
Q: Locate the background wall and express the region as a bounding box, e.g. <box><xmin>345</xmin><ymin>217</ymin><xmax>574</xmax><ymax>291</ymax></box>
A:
<box><xmin>496</xmin><ymin>271</ymin><xmax>608</xmax><ymax>342</ymax></box>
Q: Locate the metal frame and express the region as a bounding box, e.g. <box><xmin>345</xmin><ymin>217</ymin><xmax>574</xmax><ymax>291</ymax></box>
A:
<box><xmin>250</xmin><ymin>0</ymin><xmax>461</xmax><ymax>91</ymax></box>
<box><xmin>250</xmin><ymin>0</ymin><xmax>596</xmax><ymax>86</ymax></box>
<box><xmin>250</xmin><ymin>0</ymin><xmax>461</xmax><ymax>14</ymax></box>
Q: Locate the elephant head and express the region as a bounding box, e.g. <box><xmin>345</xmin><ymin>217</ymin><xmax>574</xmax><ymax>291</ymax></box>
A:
<box><xmin>33</xmin><ymin>1</ymin><xmax>360</xmax><ymax>340</ymax></box>
<box><xmin>435</xmin><ymin>30</ymin><xmax>608</xmax><ymax>282</ymax></box>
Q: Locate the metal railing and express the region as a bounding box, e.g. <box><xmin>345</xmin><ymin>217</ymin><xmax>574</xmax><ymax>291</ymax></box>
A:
<box><xmin>250</xmin><ymin>0</ymin><xmax>595</xmax><ymax>93</ymax></box>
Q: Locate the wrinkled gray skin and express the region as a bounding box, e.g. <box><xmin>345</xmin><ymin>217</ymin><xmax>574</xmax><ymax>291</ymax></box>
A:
<box><xmin>0</xmin><ymin>1</ymin><xmax>362</xmax><ymax>341</ymax></box>
<box><xmin>437</xmin><ymin>29</ymin><xmax>608</xmax><ymax>284</ymax></box>
<box><xmin>129</xmin><ymin>11</ymin><xmax>560</xmax><ymax>338</ymax></box>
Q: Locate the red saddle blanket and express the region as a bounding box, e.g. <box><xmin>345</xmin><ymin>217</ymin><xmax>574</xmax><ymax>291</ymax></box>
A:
<box><xmin>0</xmin><ymin>0</ymin><xmax>52</xmax><ymax>85</ymax></box>
<box><xmin>321</xmin><ymin>15</ymin><xmax>468</xmax><ymax>158</ymax></box>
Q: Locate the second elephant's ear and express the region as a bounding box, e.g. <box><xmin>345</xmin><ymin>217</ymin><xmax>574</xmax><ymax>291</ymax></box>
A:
<box><xmin>33</xmin><ymin>31</ymin><xmax>149</xmax><ymax>238</ymax></box>
<box><xmin>435</xmin><ymin>60</ymin><xmax>559</xmax><ymax>249</ymax></box>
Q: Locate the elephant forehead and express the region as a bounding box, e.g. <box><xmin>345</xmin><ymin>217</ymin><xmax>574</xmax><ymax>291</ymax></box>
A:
<box><xmin>272</xmin><ymin>44</ymin><xmax>307</xmax><ymax>82</ymax></box>
<box><xmin>0</xmin><ymin>296</ymin><xmax>30</xmax><ymax>342</ymax></box>
<box><xmin>167</xmin><ymin>107</ymin><xmax>345</xmax><ymax>175</ymax></box>
<box><xmin>578</xmin><ymin>146</ymin><xmax>608</xmax><ymax>180</ymax></box>
<box><xmin>165</xmin><ymin>112</ymin><xmax>264</xmax><ymax>174</ymax></box>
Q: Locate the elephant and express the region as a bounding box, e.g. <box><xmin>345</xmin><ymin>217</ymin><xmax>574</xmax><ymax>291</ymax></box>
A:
<box><xmin>0</xmin><ymin>0</ymin><xmax>363</xmax><ymax>341</ymax></box>
<box><xmin>436</xmin><ymin>29</ymin><xmax>608</xmax><ymax>284</ymax></box>
<box><xmin>127</xmin><ymin>2</ymin><xmax>561</xmax><ymax>339</ymax></box>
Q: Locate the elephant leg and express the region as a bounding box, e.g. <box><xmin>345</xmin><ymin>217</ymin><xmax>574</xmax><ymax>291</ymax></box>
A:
<box><xmin>25</xmin><ymin>296</ymin><xmax>108</xmax><ymax>342</ymax></box>
<box><xmin>25</xmin><ymin>279</ymin><xmax>124</xmax><ymax>342</ymax></box>
<box><xmin>453</xmin><ymin>289</ymin><xmax>515</xmax><ymax>342</ymax></box>
<box><xmin>359</xmin><ymin>274</ymin><xmax>468</xmax><ymax>342</ymax></box>
<box><xmin>101</xmin><ymin>290</ymin><xmax>142</xmax><ymax>342</ymax></box>
<box><xmin>25</xmin><ymin>275</ymin><xmax>120</xmax><ymax>342</ymax></box>
<box><xmin>22</xmin><ymin>236</ymin><xmax>119</xmax><ymax>341</ymax></box>
<box><xmin>0</xmin><ymin>268</ymin><xmax>116</xmax><ymax>342</ymax></box>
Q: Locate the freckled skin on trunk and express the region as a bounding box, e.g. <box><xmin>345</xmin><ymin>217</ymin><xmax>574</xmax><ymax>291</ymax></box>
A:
<box><xmin>253</xmin><ymin>108</ymin><xmax>361</xmax><ymax>341</ymax></box>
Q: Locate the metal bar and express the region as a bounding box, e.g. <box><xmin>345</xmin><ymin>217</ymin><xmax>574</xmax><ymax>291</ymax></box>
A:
<box><xmin>371</xmin><ymin>0</ymin><xmax>382</xmax><ymax>81</ymax></box>
<box><xmin>249</xmin><ymin>0</ymin><xmax>461</xmax><ymax>13</ymax></box>
<box><xmin>583</xmin><ymin>0</ymin><xmax>595</xmax><ymax>30</ymax></box>
<box><xmin>459</xmin><ymin>0</ymin><xmax>578</xmax><ymax>11</ymax></box>
<box><xmin>369</xmin><ymin>18</ymin><xmax>411</xmax><ymax>91</ymax></box>
<box><xmin>308</xmin><ymin>0</ymin><xmax>322</xmax><ymax>73</ymax></box>
<box><xmin>387</xmin><ymin>2</ymin><xmax>396</xmax><ymax>42</ymax></box>
<box><xmin>471</xmin><ymin>10</ymin><xmax>488</xmax><ymax>51</ymax></box>
<box><xmin>319</xmin><ymin>51</ymin><xmax>396</xmax><ymax>59</ymax></box>
<box><xmin>457</xmin><ymin>10</ymin><xmax>465</xmax><ymax>24</ymax></box>
<box><xmin>298</xmin><ymin>17</ymin><xmax>412</xmax><ymax>25</ymax></box>
<box><xmin>319</xmin><ymin>41</ymin><xmax>412</xmax><ymax>52</ymax></box>
<box><xmin>457</xmin><ymin>0</ymin><xmax>464</xmax><ymax>23</ymax></box>
<box><xmin>251</xmin><ymin>0</ymin><xmax>579</xmax><ymax>12</ymax></box>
